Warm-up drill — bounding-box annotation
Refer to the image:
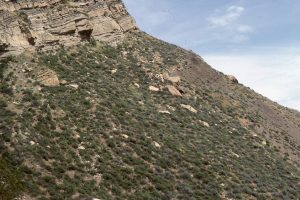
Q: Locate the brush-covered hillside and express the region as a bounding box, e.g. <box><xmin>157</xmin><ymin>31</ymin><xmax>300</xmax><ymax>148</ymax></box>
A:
<box><xmin>0</xmin><ymin>1</ymin><xmax>299</xmax><ymax>200</ymax></box>
<box><xmin>1</xmin><ymin>32</ymin><xmax>300</xmax><ymax>200</ymax></box>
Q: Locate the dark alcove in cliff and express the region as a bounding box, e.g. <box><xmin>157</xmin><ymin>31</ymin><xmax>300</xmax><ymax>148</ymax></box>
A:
<box><xmin>79</xmin><ymin>29</ymin><xmax>93</xmax><ymax>41</ymax></box>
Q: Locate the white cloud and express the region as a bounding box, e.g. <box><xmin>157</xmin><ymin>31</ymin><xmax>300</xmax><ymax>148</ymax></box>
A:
<box><xmin>236</xmin><ymin>25</ymin><xmax>253</xmax><ymax>33</ymax></box>
<box><xmin>292</xmin><ymin>55</ymin><xmax>300</xmax><ymax>65</ymax></box>
<box><xmin>232</xmin><ymin>34</ymin><xmax>249</xmax><ymax>42</ymax></box>
<box><xmin>207</xmin><ymin>5</ymin><xmax>253</xmax><ymax>44</ymax></box>
<box><xmin>203</xmin><ymin>49</ymin><xmax>300</xmax><ymax>111</ymax></box>
<box><xmin>208</xmin><ymin>6</ymin><xmax>245</xmax><ymax>27</ymax></box>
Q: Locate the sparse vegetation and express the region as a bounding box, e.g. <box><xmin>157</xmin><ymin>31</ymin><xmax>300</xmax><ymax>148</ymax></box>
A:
<box><xmin>0</xmin><ymin>32</ymin><xmax>299</xmax><ymax>199</ymax></box>
<box><xmin>0</xmin><ymin>158</ymin><xmax>24</xmax><ymax>200</ymax></box>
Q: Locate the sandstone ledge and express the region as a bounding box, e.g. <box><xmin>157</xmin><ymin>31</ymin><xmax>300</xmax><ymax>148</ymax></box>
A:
<box><xmin>0</xmin><ymin>0</ymin><xmax>138</xmax><ymax>57</ymax></box>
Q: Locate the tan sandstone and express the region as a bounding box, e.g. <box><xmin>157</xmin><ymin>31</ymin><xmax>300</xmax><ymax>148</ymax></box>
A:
<box><xmin>0</xmin><ymin>0</ymin><xmax>137</xmax><ymax>57</ymax></box>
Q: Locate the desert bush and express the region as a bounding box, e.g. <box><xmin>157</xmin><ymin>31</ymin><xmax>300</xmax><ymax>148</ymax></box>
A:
<box><xmin>0</xmin><ymin>158</ymin><xmax>24</xmax><ymax>200</ymax></box>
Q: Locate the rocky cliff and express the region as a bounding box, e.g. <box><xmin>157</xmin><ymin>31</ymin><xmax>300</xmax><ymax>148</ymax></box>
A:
<box><xmin>0</xmin><ymin>0</ymin><xmax>137</xmax><ymax>57</ymax></box>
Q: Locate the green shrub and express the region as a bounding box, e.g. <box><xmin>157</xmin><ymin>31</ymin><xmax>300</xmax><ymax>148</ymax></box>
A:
<box><xmin>0</xmin><ymin>158</ymin><xmax>24</xmax><ymax>200</ymax></box>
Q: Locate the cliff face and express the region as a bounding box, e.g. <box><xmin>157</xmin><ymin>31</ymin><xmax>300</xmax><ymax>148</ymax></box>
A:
<box><xmin>0</xmin><ymin>0</ymin><xmax>137</xmax><ymax>57</ymax></box>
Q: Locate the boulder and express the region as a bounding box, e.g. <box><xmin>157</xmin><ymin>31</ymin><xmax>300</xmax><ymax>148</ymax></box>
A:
<box><xmin>199</xmin><ymin>120</ymin><xmax>210</xmax><ymax>127</ymax></box>
<box><xmin>166</xmin><ymin>85</ymin><xmax>182</xmax><ymax>96</ymax></box>
<box><xmin>180</xmin><ymin>104</ymin><xmax>197</xmax><ymax>113</ymax></box>
<box><xmin>153</xmin><ymin>141</ymin><xmax>161</xmax><ymax>148</ymax></box>
<box><xmin>69</xmin><ymin>84</ymin><xmax>79</xmax><ymax>90</ymax></box>
<box><xmin>78</xmin><ymin>145</ymin><xmax>85</xmax><ymax>150</ymax></box>
<box><xmin>121</xmin><ymin>134</ymin><xmax>129</xmax><ymax>139</ymax></box>
<box><xmin>134</xmin><ymin>83</ymin><xmax>140</xmax><ymax>88</ymax></box>
<box><xmin>159</xmin><ymin>110</ymin><xmax>171</xmax><ymax>114</ymax></box>
<box><xmin>227</xmin><ymin>75</ymin><xmax>238</xmax><ymax>84</ymax></box>
<box><xmin>163</xmin><ymin>73</ymin><xmax>181</xmax><ymax>83</ymax></box>
<box><xmin>36</xmin><ymin>69</ymin><xmax>60</xmax><ymax>86</ymax></box>
<box><xmin>149</xmin><ymin>86</ymin><xmax>159</xmax><ymax>92</ymax></box>
<box><xmin>111</xmin><ymin>69</ymin><xmax>118</xmax><ymax>74</ymax></box>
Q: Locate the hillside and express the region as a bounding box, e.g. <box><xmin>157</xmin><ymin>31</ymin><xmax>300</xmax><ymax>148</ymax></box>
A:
<box><xmin>0</xmin><ymin>0</ymin><xmax>300</xmax><ymax>200</ymax></box>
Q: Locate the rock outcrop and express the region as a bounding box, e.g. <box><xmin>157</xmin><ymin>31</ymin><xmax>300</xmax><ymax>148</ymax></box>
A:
<box><xmin>227</xmin><ymin>75</ymin><xmax>238</xmax><ymax>83</ymax></box>
<box><xmin>0</xmin><ymin>0</ymin><xmax>137</xmax><ymax>57</ymax></box>
<box><xmin>166</xmin><ymin>85</ymin><xmax>182</xmax><ymax>96</ymax></box>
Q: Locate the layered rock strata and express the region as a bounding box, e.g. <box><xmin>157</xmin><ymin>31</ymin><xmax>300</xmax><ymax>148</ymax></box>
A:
<box><xmin>0</xmin><ymin>0</ymin><xmax>137</xmax><ymax>57</ymax></box>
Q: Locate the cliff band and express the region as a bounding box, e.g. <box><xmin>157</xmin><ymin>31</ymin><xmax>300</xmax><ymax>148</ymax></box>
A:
<box><xmin>0</xmin><ymin>0</ymin><xmax>137</xmax><ymax>57</ymax></box>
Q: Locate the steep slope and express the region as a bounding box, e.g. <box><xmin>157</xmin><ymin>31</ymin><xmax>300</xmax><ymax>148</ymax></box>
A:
<box><xmin>0</xmin><ymin>1</ymin><xmax>299</xmax><ymax>200</ymax></box>
<box><xmin>173</xmin><ymin>51</ymin><xmax>300</xmax><ymax>165</ymax></box>
<box><xmin>0</xmin><ymin>32</ymin><xmax>299</xmax><ymax>200</ymax></box>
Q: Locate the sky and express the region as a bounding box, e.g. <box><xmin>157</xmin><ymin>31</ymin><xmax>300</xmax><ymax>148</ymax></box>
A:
<box><xmin>123</xmin><ymin>0</ymin><xmax>300</xmax><ymax>111</ymax></box>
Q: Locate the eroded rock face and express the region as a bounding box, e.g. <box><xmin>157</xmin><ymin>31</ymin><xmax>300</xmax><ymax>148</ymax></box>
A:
<box><xmin>0</xmin><ymin>0</ymin><xmax>137</xmax><ymax>57</ymax></box>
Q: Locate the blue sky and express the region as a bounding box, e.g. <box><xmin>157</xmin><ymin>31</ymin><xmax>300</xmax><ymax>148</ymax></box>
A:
<box><xmin>123</xmin><ymin>0</ymin><xmax>300</xmax><ymax>111</ymax></box>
